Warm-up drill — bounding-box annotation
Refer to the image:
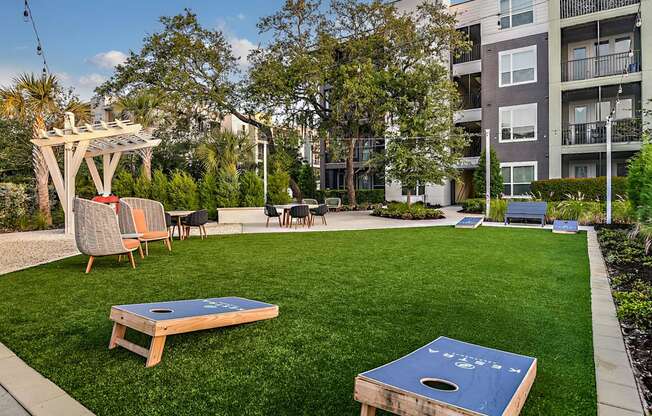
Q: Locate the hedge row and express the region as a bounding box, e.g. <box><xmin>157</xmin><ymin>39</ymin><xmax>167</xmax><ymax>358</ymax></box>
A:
<box><xmin>530</xmin><ymin>177</ymin><xmax>628</xmax><ymax>201</ymax></box>
<box><xmin>316</xmin><ymin>189</ymin><xmax>385</xmax><ymax>205</ymax></box>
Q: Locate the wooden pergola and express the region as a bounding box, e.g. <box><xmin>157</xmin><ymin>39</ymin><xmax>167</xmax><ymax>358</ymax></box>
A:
<box><xmin>31</xmin><ymin>114</ymin><xmax>160</xmax><ymax>234</ymax></box>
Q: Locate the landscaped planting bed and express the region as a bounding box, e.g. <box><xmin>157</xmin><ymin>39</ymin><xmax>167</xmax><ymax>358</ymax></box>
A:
<box><xmin>597</xmin><ymin>226</ymin><xmax>652</xmax><ymax>410</ymax></box>
<box><xmin>0</xmin><ymin>227</ymin><xmax>594</xmax><ymax>415</ymax></box>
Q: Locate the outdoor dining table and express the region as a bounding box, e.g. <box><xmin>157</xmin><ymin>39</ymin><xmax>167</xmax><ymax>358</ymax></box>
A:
<box><xmin>166</xmin><ymin>210</ymin><xmax>195</xmax><ymax>240</ymax></box>
<box><xmin>275</xmin><ymin>204</ymin><xmax>319</xmax><ymax>227</ymax></box>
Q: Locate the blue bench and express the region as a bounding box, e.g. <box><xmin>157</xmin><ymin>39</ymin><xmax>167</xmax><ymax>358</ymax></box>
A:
<box><xmin>504</xmin><ymin>202</ymin><xmax>547</xmax><ymax>227</ymax></box>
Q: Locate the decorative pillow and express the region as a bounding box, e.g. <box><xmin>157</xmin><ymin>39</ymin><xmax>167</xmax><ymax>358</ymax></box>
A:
<box><xmin>132</xmin><ymin>208</ymin><xmax>148</xmax><ymax>233</ymax></box>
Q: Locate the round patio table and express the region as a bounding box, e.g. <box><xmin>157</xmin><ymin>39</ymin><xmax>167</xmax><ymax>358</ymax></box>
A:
<box><xmin>275</xmin><ymin>204</ymin><xmax>318</xmax><ymax>227</ymax></box>
<box><xmin>166</xmin><ymin>210</ymin><xmax>194</xmax><ymax>240</ymax></box>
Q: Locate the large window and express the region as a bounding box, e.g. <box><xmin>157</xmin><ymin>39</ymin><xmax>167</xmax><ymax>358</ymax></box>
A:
<box><xmin>499</xmin><ymin>0</ymin><xmax>534</xmax><ymax>29</ymax></box>
<box><xmin>499</xmin><ymin>46</ymin><xmax>537</xmax><ymax>87</ymax></box>
<box><xmin>501</xmin><ymin>162</ymin><xmax>537</xmax><ymax>197</ymax></box>
<box><xmin>499</xmin><ymin>103</ymin><xmax>537</xmax><ymax>142</ymax></box>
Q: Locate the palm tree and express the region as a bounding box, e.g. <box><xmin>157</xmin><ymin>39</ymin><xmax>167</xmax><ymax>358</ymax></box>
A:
<box><xmin>0</xmin><ymin>74</ymin><xmax>60</xmax><ymax>224</ymax></box>
<box><xmin>114</xmin><ymin>91</ymin><xmax>161</xmax><ymax>179</ymax></box>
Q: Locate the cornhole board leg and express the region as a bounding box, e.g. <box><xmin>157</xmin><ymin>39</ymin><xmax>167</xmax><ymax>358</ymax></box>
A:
<box><xmin>360</xmin><ymin>403</ymin><xmax>376</xmax><ymax>416</ymax></box>
<box><xmin>108</xmin><ymin>322</ymin><xmax>167</xmax><ymax>367</ymax></box>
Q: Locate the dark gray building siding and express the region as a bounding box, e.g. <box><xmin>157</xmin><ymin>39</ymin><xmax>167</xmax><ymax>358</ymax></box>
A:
<box><xmin>481</xmin><ymin>32</ymin><xmax>550</xmax><ymax>180</ymax></box>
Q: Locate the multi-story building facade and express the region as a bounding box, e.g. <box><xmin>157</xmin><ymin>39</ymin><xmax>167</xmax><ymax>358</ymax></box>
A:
<box><xmin>320</xmin><ymin>0</ymin><xmax>650</xmax><ymax>205</ymax></box>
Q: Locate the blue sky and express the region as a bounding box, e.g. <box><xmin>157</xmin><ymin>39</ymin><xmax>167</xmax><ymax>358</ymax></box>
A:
<box><xmin>1</xmin><ymin>0</ymin><xmax>281</xmax><ymax>99</ymax></box>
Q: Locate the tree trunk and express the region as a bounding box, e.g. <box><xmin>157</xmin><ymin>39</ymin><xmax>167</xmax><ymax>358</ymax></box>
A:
<box><xmin>345</xmin><ymin>138</ymin><xmax>357</xmax><ymax>207</ymax></box>
<box><xmin>140</xmin><ymin>148</ymin><xmax>153</xmax><ymax>180</ymax></box>
<box><xmin>406</xmin><ymin>191</ymin><xmax>412</xmax><ymax>207</ymax></box>
<box><xmin>32</xmin><ymin>116</ymin><xmax>52</xmax><ymax>225</ymax></box>
<box><xmin>289</xmin><ymin>178</ymin><xmax>302</xmax><ymax>202</ymax></box>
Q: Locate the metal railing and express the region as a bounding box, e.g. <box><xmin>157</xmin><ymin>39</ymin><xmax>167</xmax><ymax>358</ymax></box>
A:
<box><xmin>562</xmin><ymin>50</ymin><xmax>640</xmax><ymax>82</ymax></box>
<box><xmin>463</xmin><ymin>136</ymin><xmax>482</xmax><ymax>157</ymax></box>
<box><xmin>561</xmin><ymin>0</ymin><xmax>639</xmax><ymax>18</ymax></box>
<box><xmin>453</xmin><ymin>43</ymin><xmax>481</xmax><ymax>65</ymax></box>
<box><xmin>461</xmin><ymin>93</ymin><xmax>481</xmax><ymax>110</ymax></box>
<box><xmin>562</xmin><ymin>118</ymin><xmax>641</xmax><ymax>145</ymax></box>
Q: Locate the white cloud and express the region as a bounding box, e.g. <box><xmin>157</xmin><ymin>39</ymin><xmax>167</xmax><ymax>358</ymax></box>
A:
<box><xmin>229</xmin><ymin>36</ymin><xmax>255</xmax><ymax>70</ymax></box>
<box><xmin>237</xmin><ymin>13</ymin><xmax>246</xmax><ymax>20</ymax></box>
<box><xmin>87</xmin><ymin>50</ymin><xmax>127</xmax><ymax>69</ymax></box>
<box><xmin>78</xmin><ymin>73</ymin><xmax>106</xmax><ymax>87</ymax></box>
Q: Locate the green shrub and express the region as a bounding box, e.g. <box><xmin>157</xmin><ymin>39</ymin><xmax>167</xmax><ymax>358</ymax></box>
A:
<box><xmin>239</xmin><ymin>171</ymin><xmax>264</xmax><ymax>207</ymax></box>
<box><xmin>112</xmin><ymin>170</ymin><xmax>135</xmax><ymax>197</ymax></box>
<box><xmin>268</xmin><ymin>170</ymin><xmax>291</xmax><ymax>204</ymax></box>
<box><xmin>0</xmin><ymin>182</ymin><xmax>29</xmax><ymax>230</ymax></box>
<box><xmin>488</xmin><ymin>199</ymin><xmax>508</xmax><ymax>222</ymax></box>
<box><xmin>613</xmin><ymin>281</ymin><xmax>652</xmax><ymax>330</ymax></box>
<box><xmin>627</xmin><ymin>141</ymin><xmax>652</xmax><ymax>222</ymax></box>
<box><xmin>530</xmin><ymin>177</ymin><xmax>628</xmax><ymax>201</ymax></box>
<box><xmin>199</xmin><ymin>172</ymin><xmax>219</xmax><ymax>219</ymax></box>
<box><xmin>168</xmin><ymin>170</ymin><xmax>199</xmax><ymax>210</ymax></box>
<box><xmin>317</xmin><ymin>189</ymin><xmax>385</xmax><ymax>204</ymax></box>
<box><xmin>297</xmin><ymin>163</ymin><xmax>317</xmax><ymax>199</ymax></box>
<box><xmin>216</xmin><ymin>167</ymin><xmax>240</xmax><ymax>208</ymax></box>
<box><xmin>133</xmin><ymin>168</ymin><xmax>151</xmax><ymax>199</ymax></box>
<box><xmin>461</xmin><ymin>198</ymin><xmax>484</xmax><ymax>213</ymax></box>
<box><xmin>371</xmin><ymin>202</ymin><xmax>444</xmax><ymax>220</ymax></box>
<box><xmin>150</xmin><ymin>169</ymin><xmax>169</xmax><ymax>208</ymax></box>
<box><xmin>473</xmin><ymin>149</ymin><xmax>503</xmax><ymax>198</ymax></box>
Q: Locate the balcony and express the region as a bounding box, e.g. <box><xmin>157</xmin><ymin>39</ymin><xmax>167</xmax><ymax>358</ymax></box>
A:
<box><xmin>561</xmin><ymin>0</ymin><xmax>639</xmax><ymax>19</ymax></box>
<box><xmin>562</xmin><ymin>117</ymin><xmax>641</xmax><ymax>145</ymax></box>
<box><xmin>463</xmin><ymin>135</ymin><xmax>482</xmax><ymax>157</ymax></box>
<box><xmin>562</xmin><ymin>50</ymin><xmax>640</xmax><ymax>81</ymax></box>
<box><xmin>453</xmin><ymin>43</ymin><xmax>481</xmax><ymax>65</ymax></box>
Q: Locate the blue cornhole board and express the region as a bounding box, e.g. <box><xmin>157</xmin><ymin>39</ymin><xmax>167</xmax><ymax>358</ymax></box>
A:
<box><xmin>455</xmin><ymin>217</ymin><xmax>484</xmax><ymax>229</ymax></box>
<box><xmin>355</xmin><ymin>337</ymin><xmax>537</xmax><ymax>416</ymax></box>
<box><xmin>113</xmin><ymin>297</ymin><xmax>275</xmax><ymax>321</ymax></box>
<box><xmin>553</xmin><ymin>220</ymin><xmax>579</xmax><ymax>234</ymax></box>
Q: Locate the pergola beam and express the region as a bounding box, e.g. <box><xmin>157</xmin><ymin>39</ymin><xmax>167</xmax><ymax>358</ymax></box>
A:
<box><xmin>40</xmin><ymin>146</ymin><xmax>66</xmax><ymax>212</ymax></box>
<box><xmin>84</xmin><ymin>139</ymin><xmax>161</xmax><ymax>158</ymax></box>
<box><xmin>85</xmin><ymin>157</ymin><xmax>104</xmax><ymax>195</ymax></box>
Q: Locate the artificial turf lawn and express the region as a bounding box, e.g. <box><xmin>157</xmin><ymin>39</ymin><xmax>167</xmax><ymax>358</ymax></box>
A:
<box><xmin>0</xmin><ymin>226</ymin><xmax>594</xmax><ymax>415</ymax></box>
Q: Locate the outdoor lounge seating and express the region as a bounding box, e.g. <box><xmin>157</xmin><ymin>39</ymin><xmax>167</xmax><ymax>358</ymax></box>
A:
<box><xmin>73</xmin><ymin>198</ymin><xmax>141</xmax><ymax>273</ymax></box>
<box><xmin>289</xmin><ymin>204</ymin><xmax>310</xmax><ymax>228</ymax></box>
<box><xmin>325</xmin><ymin>197</ymin><xmax>342</xmax><ymax>211</ymax></box>
<box><xmin>310</xmin><ymin>204</ymin><xmax>328</xmax><ymax>225</ymax></box>
<box><xmin>504</xmin><ymin>201</ymin><xmax>548</xmax><ymax>227</ymax></box>
<box><xmin>119</xmin><ymin>198</ymin><xmax>172</xmax><ymax>255</ymax></box>
<box><xmin>181</xmin><ymin>209</ymin><xmax>209</xmax><ymax>239</ymax></box>
<box><xmin>264</xmin><ymin>204</ymin><xmax>282</xmax><ymax>227</ymax></box>
<box><xmin>302</xmin><ymin>198</ymin><xmax>319</xmax><ymax>206</ymax></box>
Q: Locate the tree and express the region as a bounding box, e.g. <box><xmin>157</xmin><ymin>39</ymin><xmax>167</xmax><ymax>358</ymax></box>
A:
<box><xmin>215</xmin><ymin>166</ymin><xmax>240</xmax><ymax>208</ymax></box>
<box><xmin>249</xmin><ymin>0</ymin><xmax>469</xmax><ymax>206</ymax></box>
<box><xmin>297</xmin><ymin>163</ymin><xmax>317</xmax><ymax>199</ymax></box>
<box><xmin>199</xmin><ymin>171</ymin><xmax>219</xmax><ymax>218</ymax></box>
<box><xmin>0</xmin><ymin>118</ymin><xmax>32</xmax><ymax>182</ymax></box>
<box><xmin>627</xmin><ymin>139</ymin><xmax>652</xmax><ymax>252</ymax></box>
<box><xmin>239</xmin><ymin>171</ymin><xmax>265</xmax><ymax>207</ymax></box>
<box><xmin>473</xmin><ymin>149</ymin><xmax>504</xmax><ymax>198</ymax></box>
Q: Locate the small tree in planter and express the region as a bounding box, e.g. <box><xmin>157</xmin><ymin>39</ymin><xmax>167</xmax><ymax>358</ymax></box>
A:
<box><xmin>473</xmin><ymin>149</ymin><xmax>503</xmax><ymax>198</ymax></box>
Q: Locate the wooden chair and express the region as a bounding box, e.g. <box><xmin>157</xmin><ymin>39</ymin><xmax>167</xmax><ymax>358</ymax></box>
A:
<box><xmin>119</xmin><ymin>198</ymin><xmax>172</xmax><ymax>255</ymax></box>
<box><xmin>73</xmin><ymin>198</ymin><xmax>140</xmax><ymax>273</ymax></box>
<box><xmin>289</xmin><ymin>204</ymin><xmax>310</xmax><ymax>228</ymax></box>
<box><xmin>182</xmin><ymin>210</ymin><xmax>209</xmax><ymax>239</ymax></box>
<box><xmin>264</xmin><ymin>204</ymin><xmax>282</xmax><ymax>227</ymax></box>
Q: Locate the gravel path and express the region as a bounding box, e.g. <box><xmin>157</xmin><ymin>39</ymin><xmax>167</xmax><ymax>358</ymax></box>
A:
<box><xmin>0</xmin><ymin>230</ymin><xmax>79</xmax><ymax>276</ymax></box>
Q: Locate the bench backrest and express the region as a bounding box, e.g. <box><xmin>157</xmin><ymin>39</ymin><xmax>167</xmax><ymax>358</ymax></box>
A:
<box><xmin>506</xmin><ymin>201</ymin><xmax>547</xmax><ymax>216</ymax></box>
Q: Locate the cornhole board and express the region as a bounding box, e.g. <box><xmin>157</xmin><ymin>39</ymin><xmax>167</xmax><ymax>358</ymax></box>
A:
<box><xmin>109</xmin><ymin>297</ymin><xmax>278</xmax><ymax>367</ymax></box>
<box><xmin>553</xmin><ymin>220</ymin><xmax>579</xmax><ymax>234</ymax></box>
<box><xmin>354</xmin><ymin>337</ymin><xmax>537</xmax><ymax>416</ymax></box>
<box><xmin>455</xmin><ymin>217</ymin><xmax>484</xmax><ymax>229</ymax></box>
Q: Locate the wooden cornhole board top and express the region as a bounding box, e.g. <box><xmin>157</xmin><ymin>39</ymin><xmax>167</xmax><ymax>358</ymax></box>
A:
<box><xmin>455</xmin><ymin>217</ymin><xmax>484</xmax><ymax>229</ymax></box>
<box><xmin>355</xmin><ymin>337</ymin><xmax>537</xmax><ymax>416</ymax></box>
<box><xmin>552</xmin><ymin>220</ymin><xmax>579</xmax><ymax>234</ymax></box>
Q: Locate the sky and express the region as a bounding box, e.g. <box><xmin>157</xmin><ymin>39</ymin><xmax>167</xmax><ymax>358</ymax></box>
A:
<box><xmin>1</xmin><ymin>0</ymin><xmax>282</xmax><ymax>100</ymax></box>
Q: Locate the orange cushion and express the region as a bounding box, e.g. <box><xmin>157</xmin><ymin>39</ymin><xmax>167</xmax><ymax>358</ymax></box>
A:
<box><xmin>132</xmin><ymin>208</ymin><xmax>148</xmax><ymax>233</ymax></box>
<box><xmin>140</xmin><ymin>231</ymin><xmax>169</xmax><ymax>240</ymax></box>
<box><xmin>122</xmin><ymin>239</ymin><xmax>141</xmax><ymax>250</ymax></box>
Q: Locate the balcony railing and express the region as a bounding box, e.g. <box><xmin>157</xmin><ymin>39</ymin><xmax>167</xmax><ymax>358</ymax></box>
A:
<box><xmin>461</xmin><ymin>93</ymin><xmax>481</xmax><ymax>110</ymax></box>
<box><xmin>453</xmin><ymin>43</ymin><xmax>481</xmax><ymax>65</ymax></box>
<box><xmin>562</xmin><ymin>51</ymin><xmax>640</xmax><ymax>82</ymax></box>
<box><xmin>562</xmin><ymin>118</ymin><xmax>641</xmax><ymax>145</ymax></box>
<box><xmin>463</xmin><ymin>136</ymin><xmax>482</xmax><ymax>157</ymax></box>
<box><xmin>561</xmin><ymin>0</ymin><xmax>639</xmax><ymax>19</ymax></box>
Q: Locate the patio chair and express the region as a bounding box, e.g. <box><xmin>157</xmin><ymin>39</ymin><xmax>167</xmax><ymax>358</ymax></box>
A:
<box><xmin>181</xmin><ymin>210</ymin><xmax>209</xmax><ymax>239</ymax></box>
<box><xmin>289</xmin><ymin>204</ymin><xmax>310</xmax><ymax>228</ymax></box>
<box><xmin>264</xmin><ymin>204</ymin><xmax>282</xmax><ymax>227</ymax></box>
<box><xmin>325</xmin><ymin>197</ymin><xmax>342</xmax><ymax>211</ymax></box>
<box><xmin>310</xmin><ymin>204</ymin><xmax>329</xmax><ymax>225</ymax></box>
<box><xmin>73</xmin><ymin>198</ymin><xmax>140</xmax><ymax>273</ymax></box>
<box><xmin>119</xmin><ymin>198</ymin><xmax>172</xmax><ymax>255</ymax></box>
<box><xmin>302</xmin><ymin>198</ymin><xmax>319</xmax><ymax>206</ymax></box>
<box><xmin>164</xmin><ymin>212</ymin><xmax>174</xmax><ymax>248</ymax></box>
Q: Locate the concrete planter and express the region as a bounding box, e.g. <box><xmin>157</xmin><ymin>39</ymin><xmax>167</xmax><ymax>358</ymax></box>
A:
<box><xmin>217</xmin><ymin>207</ymin><xmax>266</xmax><ymax>224</ymax></box>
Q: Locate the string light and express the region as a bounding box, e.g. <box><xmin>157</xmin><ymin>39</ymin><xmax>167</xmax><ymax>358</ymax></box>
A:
<box><xmin>22</xmin><ymin>1</ymin><xmax>29</xmax><ymax>22</ymax></box>
<box><xmin>22</xmin><ymin>0</ymin><xmax>50</xmax><ymax>76</ymax></box>
<box><xmin>636</xmin><ymin>13</ymin><xmax>642</xmax><ymax>28</ymax></box>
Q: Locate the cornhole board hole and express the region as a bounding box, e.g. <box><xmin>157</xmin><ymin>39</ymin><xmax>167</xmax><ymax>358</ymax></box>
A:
<box><xmin>455</xmin><ymin>217</ymin><xmax>484</xmax><ymax>229</ymax></box>
<box><xmin>553</xmin><ymin>220</ymin><xmax>579</xmax><ymax>234</ymax></box>
<box><xmin>109</xmin><ymin>297</ymin><xmax>278</xmax><ymax>367</ymax></box>
<box><xmin>354</xmin><ymin>337</ymin><xmax>537</xmax><ymax>416</ymax></box>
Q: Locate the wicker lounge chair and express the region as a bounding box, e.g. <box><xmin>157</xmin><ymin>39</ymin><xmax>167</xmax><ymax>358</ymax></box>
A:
<box><xmin>325</xmin><ymin>197</ymin><xmax>342</xmax><ymax>211</ymax></box>
<box><xmin>73</xmin><ymin>198</ymin><xmax>140</xmax><ymax>273</ymax></box>
<box><xmin>119</xmin><ymin>198</ymin><xmax>172</xmax><ymax>255</ymax></box>
<box><xmin>302</xmin><ymin>198</ymin><xmax>319</xmax><ymax>206</ymax></box>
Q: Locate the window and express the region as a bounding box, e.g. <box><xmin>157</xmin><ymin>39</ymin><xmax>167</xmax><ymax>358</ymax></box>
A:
<box><xmin>499</xmin><ymin>103</ymin><xmax>537</xmax><ymax>142</ymax></box>
<box><xmin>501</xmin><ymin>162</ymin><xmax>536</xmax><ymax>197</ymax></box>
<box><xmin>574</xmin><ymin>165</ymin><xmax>589</xmax><ymax>178</ymax></box>
<box><xmin>499</xmin><ymin>0</ymin><xmax>534</xmax><ymax>29</ymax></box>
<box><xmin>499</xmin><ymin>46</ymin><xmax>537</xmax><ymax>87</ymax></box>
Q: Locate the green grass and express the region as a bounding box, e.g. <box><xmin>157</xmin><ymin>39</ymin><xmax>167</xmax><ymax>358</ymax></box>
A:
<box><xmin>0</xmin><ymin>227</ymin><xmax>595</xmax><ymax>415</ymax></box>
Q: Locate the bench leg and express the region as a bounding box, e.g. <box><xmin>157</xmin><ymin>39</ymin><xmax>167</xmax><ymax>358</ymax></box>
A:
<box><xmin>360</xmin><ymin>404</ymin><xmax>376</xmax><ymax>416</ymax></box>
<box><xmin>146</xmin><ymin>335</ymin><xmax>167</xmax><ymax>367</ymax></box>
<box><xmin>109</xmin><ymin>323</ymin><xmax>126</xmax><ymax>349</ymax></box>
